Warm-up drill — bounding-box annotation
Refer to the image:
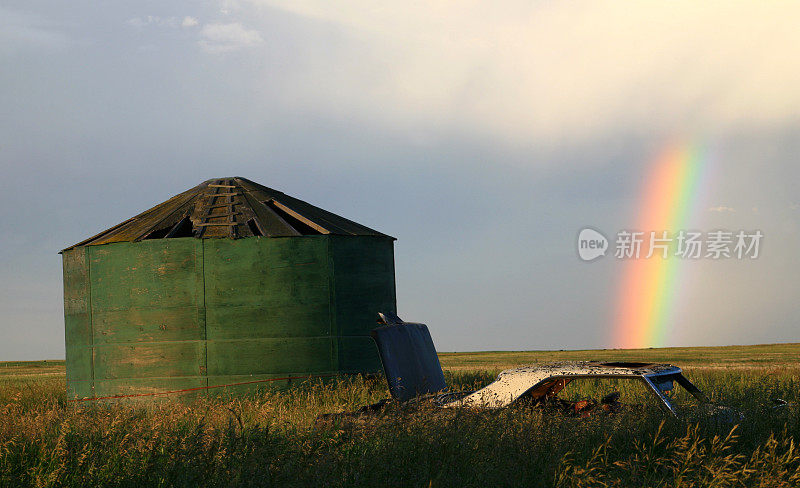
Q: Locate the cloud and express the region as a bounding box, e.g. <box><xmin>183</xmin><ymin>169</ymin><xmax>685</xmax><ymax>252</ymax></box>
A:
<box><xmin>708</xmin><ymin>206</ymin><xmax>735</xmax><ymax>213</ymax></box>
<box><xmin>126</xmin><ymin>16</ymin><xmax>180</xmax><ymax>28</ymax></box>
<box><xmin>127</xmin><ymin>15</ymin><xmax>198</xmax><ymax>29</ymax></box>
<box><xmin>229</xmin><ymin>1</ymin><xmax>800</xmax><ymax>146</ymax></box>
<box><xmin>199</xmin><ymin>22</ymin><xmax>263</xmax><ymax>53</ymax></box>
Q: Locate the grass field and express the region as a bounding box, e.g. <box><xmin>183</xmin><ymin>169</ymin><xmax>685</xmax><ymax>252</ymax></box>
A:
<box><xmin>1</xmin><ymin>344</ymin><xmax>799</xmax><ymax>487</ymax></box>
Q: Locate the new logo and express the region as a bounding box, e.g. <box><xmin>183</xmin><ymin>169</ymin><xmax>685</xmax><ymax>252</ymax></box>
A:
<box><xmin>577</xmin><ymin>228</ymin><xmax>608</xmax><ymax>261</ymax></box>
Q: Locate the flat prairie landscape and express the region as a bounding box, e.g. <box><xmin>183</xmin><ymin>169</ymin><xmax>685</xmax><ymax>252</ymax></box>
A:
<box><xmin>1</xmin><ymin>344</ymin><xmax>799</xmax><ymax>487</ymax></box>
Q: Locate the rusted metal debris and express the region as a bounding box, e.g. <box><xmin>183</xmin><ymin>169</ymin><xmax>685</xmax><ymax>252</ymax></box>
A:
<box><xmin>442</xmin><ymin>361</ymin><xmax>709</xmax><ymax>416</ymax></box>
<box><xmin>63</xmin><ymin>177</ymin><xmax>391</xmax><ymax>251</ymax></box>
<box><xmin>348</xmin><ymin>314</ymin><xmax>724</xmax><ymax>418</ymax></box>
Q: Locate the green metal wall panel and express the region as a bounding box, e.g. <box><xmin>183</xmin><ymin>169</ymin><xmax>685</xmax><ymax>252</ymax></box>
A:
<box><xmin>331</xmin><ymin>236</ymin><xmax>396</xmax><ymax>336</ymax></box>
<box><xmin>92</xmin><ymin>341</ymin><xmax>205</xmax><ymax>380</ymax></box>
<box><xmin>205</xmin><ymin>303</ymin><xmax>330</xmax><ymax>339</ymax></box>
<box><xmin>206</xmin><ymin>337</ymin><xmax>334</xmax><ymax>376</ymax></box>
<box><xmin>203</xmin><ymin>237</ymin><xmax>335</xmax><ymax>379</ymax></box>
<box><xmin>62</xmin><ymin>234</ymin><xmax>396</xmax><ymax>399</ymax></box>
<box><xmin>330</xmin><ymin>236</ymin><xmax>396</xmax><ymax>373</ymax></box>
<box><xmin>62</xmin><ymin>248</ymin><xmax>93</xmax><ymax>399</ymax></box>
<box><xmin>337</xmin><ymin>336</ymin><xmax>384</xmax><ymax>373</ymax></box>
<box><xmin>203</xmin><ymin>236</ymin><xmax>330</xmax><ymax>308</ymax></box>
<box><xmin>93</xmin><ymin>377</ymin><xmax>207</xmax><ymax>399</ymax></box>
<box><xmin>89</xmin><ymin>240</ymin><xmax>201</xmax><ymax>310</ymax></box>
<box><xmin>92</xmin><ymin>307</ymin><xmax>202</xmax><ymax>344</ymax></box>
<box><xmin>85</xmin><ymin>239</ymin><xmax>206</xmax><ymax>394</ymax></box>
<box><xmin>203</xmin><ymin>237</ymin><xmax>332</xmax><ymax>340</ymax></box>
<box><xmin>205</xmin><ymin>374</ymin><xmax>304</xmax><ymax>396</ymax></box>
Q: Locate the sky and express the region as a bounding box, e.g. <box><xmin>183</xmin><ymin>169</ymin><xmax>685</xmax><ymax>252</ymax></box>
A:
<box><xmin>1</xmin><ymin>1</ymin><xmax>798</xmax><ymax>360</ymax></box>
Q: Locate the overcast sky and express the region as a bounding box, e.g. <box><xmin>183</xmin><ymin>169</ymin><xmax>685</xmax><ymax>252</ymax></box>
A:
<box><xmin>1</xmin><ymin>1</ymin><xmax>798</xmax><ymax>360</ymax></box>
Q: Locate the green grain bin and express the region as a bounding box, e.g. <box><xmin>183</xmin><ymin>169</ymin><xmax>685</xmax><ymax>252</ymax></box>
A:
<box><xmin>62</xmin><ymin>177</ymin><xmax>396</xmax><ymax>400</ymax></box>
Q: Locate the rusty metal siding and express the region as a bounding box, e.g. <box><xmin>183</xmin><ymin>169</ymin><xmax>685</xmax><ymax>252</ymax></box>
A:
<box><xmin>63</xmin><ymin>235</ymin><xmax>396</xmax><ymax>399</ymax></box>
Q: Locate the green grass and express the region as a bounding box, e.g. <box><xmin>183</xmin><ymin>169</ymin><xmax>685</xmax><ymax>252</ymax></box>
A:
<box><xmin>1</xmin><ymin>344</ymin><xmax>799</xmax><ymax>487</ymax></box>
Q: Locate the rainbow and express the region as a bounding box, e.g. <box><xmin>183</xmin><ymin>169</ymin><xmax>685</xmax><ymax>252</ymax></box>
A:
<box><xmin>612</xmin><ymin>141</ymin><xmax>710</xmax><ymax>349</ymax></box>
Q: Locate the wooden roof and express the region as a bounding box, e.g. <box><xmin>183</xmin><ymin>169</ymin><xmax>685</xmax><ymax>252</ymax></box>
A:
<box><xmin>63</xmin><ymin>177</ymin><xmax>392</xmax><ymax>250</ymax></box>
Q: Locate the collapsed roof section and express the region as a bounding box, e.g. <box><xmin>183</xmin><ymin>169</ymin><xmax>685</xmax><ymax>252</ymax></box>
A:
<box><xmin>63</xmin><ymin>177</ymin><xmax>392</xmax><ymax>251</ymax></box>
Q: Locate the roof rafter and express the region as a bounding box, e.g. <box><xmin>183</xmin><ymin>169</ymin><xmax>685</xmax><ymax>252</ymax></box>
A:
<box><xmin>62</xmin><ymin>177</ymin><xmax>393</xmax><ymax>251</ymax></box>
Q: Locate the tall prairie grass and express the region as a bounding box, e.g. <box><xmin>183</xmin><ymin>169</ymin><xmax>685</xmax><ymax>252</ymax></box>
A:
<box><xmin>0</xmin><ymin>367</ymin><xmax>798</xmax><ymax>487</ymax></box>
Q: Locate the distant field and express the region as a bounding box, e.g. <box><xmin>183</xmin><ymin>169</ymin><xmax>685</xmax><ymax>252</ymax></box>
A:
<box><xmin>0</xmin><ymin>360</ymin><xmax>65</xmax><ymax>379</ymax></box>
<box><xmin>5</xmin><ymin>342</ymin><xmax>800</xmax><ymax>380</ymax></box>
<box><xmin>438</xmin><ymin>342</ymin><xmax>800</xmax><ymax>371</ymax></box>
<box><xmin>1</xmin><ymin>344</ymin><xmax>799</xmax><ymax>487</ymax></box>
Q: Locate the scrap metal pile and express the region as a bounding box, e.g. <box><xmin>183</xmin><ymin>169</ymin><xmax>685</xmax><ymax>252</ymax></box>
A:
<box><xmin>321</xmin><ymin>313</ymin><xmax>738</xmax><ymax>422</ymax></box>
